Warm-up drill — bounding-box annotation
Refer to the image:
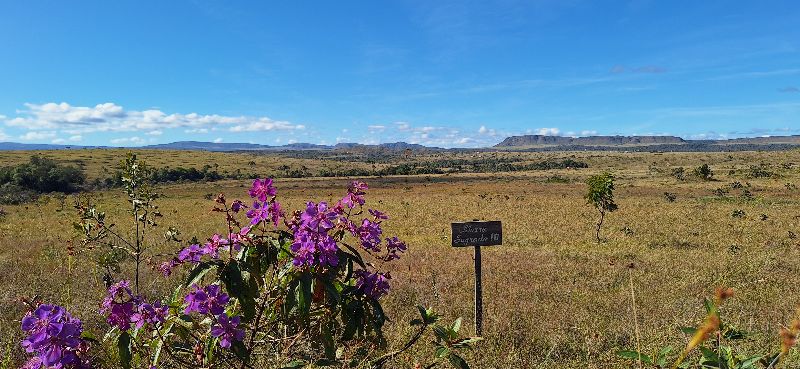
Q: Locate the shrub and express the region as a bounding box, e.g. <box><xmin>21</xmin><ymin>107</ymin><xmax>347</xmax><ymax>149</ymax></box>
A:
<box><xmin>0</xmin><ymin>156</ymin><xmax>85</xmax><ymax>202</ymax></box>
<box><xmin>671</xmin><ymin>167</ymin><xmax>686</xmax><ymax>181</ymax></box>
<box><xmin>693</xmin><ymin>164</ymin><xmax>714</xmax><ymax>181</ymax></box>
<box><xmin>585</xmin><ymin>173</ymin><xmax>618</xmax><ymax>242</ymax></box>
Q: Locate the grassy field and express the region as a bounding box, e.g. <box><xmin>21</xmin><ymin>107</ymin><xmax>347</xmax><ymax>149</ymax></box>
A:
<box><xmin>2</xmin><ymin>149</ymin><xmax>800</xmax><ymax>368</ymax></box>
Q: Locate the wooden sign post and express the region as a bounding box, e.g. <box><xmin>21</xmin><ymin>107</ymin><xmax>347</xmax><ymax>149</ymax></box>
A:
<box><xmin>451</xmin><ymin>220</ymin><xmax>502</xmax><ymax>336</ymax></box>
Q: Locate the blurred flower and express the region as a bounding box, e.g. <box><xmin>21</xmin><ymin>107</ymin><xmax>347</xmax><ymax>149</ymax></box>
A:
<box><xmin>211</xmin><ymin>314</ymin><xmax>244</xmax><ymax>349</ymax></box>
<box><xmin>20</xmin><ymin>304</ymin><xmax>84</xmax><ymax>367</ymax></box>
<box><xmin>184</xmin><ymin>284</ymin><xmax>229</xmax><ymax>315</ymax></box>
<box><xmin>249</xmin><ymin>178</ymin><xmax>276</xmax><ymax>202</ymax></box>
<box><xmin>355</xmin><ymin>270</ymin><xmax>391</xmax><ymax>299</ymax></box>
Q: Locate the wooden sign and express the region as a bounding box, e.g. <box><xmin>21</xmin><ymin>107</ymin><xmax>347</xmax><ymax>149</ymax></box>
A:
<box><xmin>450</xmin><ymin>220</ymin><xmax>502</xmax><ymax>336</ymax></box>
<box><xmin>451</xmin><ymin>221</ymin><xmax>502</xmax><ymax>247</ymax></box>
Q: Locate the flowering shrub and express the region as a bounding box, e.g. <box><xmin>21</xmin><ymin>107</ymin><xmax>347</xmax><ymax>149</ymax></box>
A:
<box><xmin>19</xmin><ymin>154</ymin><xmax>479</xmax><ymax>368</ymax></box>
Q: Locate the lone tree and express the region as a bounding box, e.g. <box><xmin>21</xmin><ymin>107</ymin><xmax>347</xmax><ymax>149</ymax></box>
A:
<box><xmin>694</xmin><ymin>163</ymin><xmax>714</xmax><ymax>181</ymax></box>
<box><xmin>585</xmin><ymin>172</ymin><xmax>618</xmax><ymax>242</ymax></box>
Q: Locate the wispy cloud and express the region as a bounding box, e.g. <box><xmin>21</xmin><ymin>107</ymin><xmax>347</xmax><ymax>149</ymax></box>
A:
<box><xmin>3</xmin><ymin>102</ymin><xmax>305</xmax><ymax>135</ymax></box>
<box><xmin>610</xmin><ymin>65</ymin><xmax>667</xmax><ymax>74</ymax></box>
<box><xmin>110</xmin><ymin>136</ymin><xmax>146</xmax><ymax>145</ymax></box>
<box><xmin>778</xmin><ymin>86</ymin><xmax>799</xmax><ymax>93</ymax></box>
<box><xmin>19</xmin><ymin>131</ymin><xmax>57</xmax><ymax>141</ymax></box>
<box><xmin>705</xmin><ymin>68</ymin><xmax>800</xmax><ymax>81</ymax></box>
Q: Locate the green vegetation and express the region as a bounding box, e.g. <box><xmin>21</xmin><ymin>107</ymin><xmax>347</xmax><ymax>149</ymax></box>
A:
<box><xmin>585</xmin><ymin>172</ymin><xmax>618</xmax><ymax>242</ymax></box>
<box><xmin>0</xmin><ymin>155</ymin><xmax>85</xmax><ymax>204</ymax></box>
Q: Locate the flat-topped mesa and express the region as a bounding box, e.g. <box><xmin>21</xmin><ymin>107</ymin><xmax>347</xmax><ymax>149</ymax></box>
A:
<box><xmin>495</xmin><ymin>135</ymin><xmax>687</xmax><ymax>147</ymax></box>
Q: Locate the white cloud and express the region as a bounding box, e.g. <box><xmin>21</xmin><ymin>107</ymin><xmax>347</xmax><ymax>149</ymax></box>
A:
<box><xmin>68</xmin><ymin>135</ymin><xmax>82</xmax><ymax>142</ymax></box>
<box><xmin>229</xmin><ymin>119</ymin><xmax>304</xmax><ymax>132</ymax></box>
<box><xmin>580</xmin><ymin>130</ymin><xmax>598</xmax><ymax>136</ymax></box>
<box><xmin>368</xmin><ymin>125</ymin><xmax>385</xmax><ymax>133</ymax></box>
<box><xmin>2</xmin><ymin>102</ymin><xmax>305</xmax><ymax>134</ymax></box>
<box><xmin>533</xmin><ymin>127</ymin><xmax>560</xmax><ymax>136</ymax></box>
<box><xmin>19</xmin><ymin>131</ymin><xmax>57</xmax><ymax>141</ymax></box>
<box><xmin>52</xmin><ymin>138</ymin><xmax>66</xmax><ymax>144</ymax></box>
<box><xmin>110</xmin><ymin>136</ymin><xmax>145</xmax><ymax>145</ymax></box>
<box><xmin>213</xmin><ymin>137</ymin><xmax>223</xmax><ymax>143</ymax></box>
<box><xmin>146</xmin><ymin>130</ymin><xmax>163</xmax><ymax>136</ymax></box>
<box><xmin>0</xmin><ymin>129</ymin><xmax>10</xmax><ymax>141</ymax></box>
<box><xmin>478</xmin><ymin>125</ymin><xmax>498</xmax><ymax>136</ymax></box>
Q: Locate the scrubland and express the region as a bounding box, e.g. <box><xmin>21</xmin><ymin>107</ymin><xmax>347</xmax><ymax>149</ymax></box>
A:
<box><xmin>1</xmin><ymin>149</ymin><xmax>799</xmax><ymax>368</ymax></box>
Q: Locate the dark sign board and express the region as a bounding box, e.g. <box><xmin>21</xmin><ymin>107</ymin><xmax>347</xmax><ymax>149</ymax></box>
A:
<box><xmin>451</xmin><ymin>221</ymin><xmax>502</xmax><ymax>247</ymax></box>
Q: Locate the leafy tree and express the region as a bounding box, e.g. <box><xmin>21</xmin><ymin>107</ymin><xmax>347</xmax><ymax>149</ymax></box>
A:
<box><xmin>585</xmin><ymin>173</ymin><xmax>618</xmax><ymax>242</ymax></box>
<box><xmin>0</xmin><ymin>155</ymin><xmax>85</xmax><ymax>194</ymax></box>
<box><xmin>694</xmin><ymin>164</ymin><xmax>714</xmax><ymax>181</ymax></box>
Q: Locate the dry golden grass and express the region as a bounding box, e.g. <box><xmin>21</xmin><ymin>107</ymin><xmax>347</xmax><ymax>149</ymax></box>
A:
<box><xmin>1</xmin><ymin>149</ymin><xmax>800</xmax><ymax>368</ymax></box>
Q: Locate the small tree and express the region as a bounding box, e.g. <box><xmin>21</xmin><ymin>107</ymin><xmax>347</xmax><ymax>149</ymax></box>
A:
<box><xmin>585</xmin><ymin>172</ymin><xmax>618</xmax><ymax>242</ymax></box>
<box><xmin>694</xmin><ymin>164</ymin><xmax>714</xmax><ymax>181</ymax></box>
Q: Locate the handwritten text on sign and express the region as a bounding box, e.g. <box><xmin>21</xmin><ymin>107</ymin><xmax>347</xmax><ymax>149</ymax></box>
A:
<box><xmin>451</xmin><ymin>221</ymin><xmax>502</xmax><ymax>247</ymax></box>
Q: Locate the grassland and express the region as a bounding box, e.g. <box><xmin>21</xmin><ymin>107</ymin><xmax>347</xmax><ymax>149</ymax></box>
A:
<box><xmin>1</xmin><ymin>149</ymin><xmax>800</xmax><ymax>368</ymax></box>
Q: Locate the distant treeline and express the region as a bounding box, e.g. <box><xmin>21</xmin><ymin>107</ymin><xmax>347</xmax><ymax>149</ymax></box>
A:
<box><xmin>0</xmin><ymin>156</ymin><xmax>85</xmax><ymax>204</ymax></box>
<box><xmin>318</xmin><ymin>158</ymin><xmax>588</xmax><ymax>177</ymax></box>
<box><xmin>101</xmin><ymin>165</ymin><xmax>261</xmax><ymax>187</ymax></box>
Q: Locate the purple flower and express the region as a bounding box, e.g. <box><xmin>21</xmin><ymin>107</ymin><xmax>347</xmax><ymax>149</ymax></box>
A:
<box><xmin>184</xmin><ymin>284</ymin><xmax>230</xmax><ymax>315</ymax></box>
<box><xmin>384</xmin><ymin>236</ymin><xmax>407</xmax><ymax>261</ymax></box>
<box><xmin>369</xmin><ymin>209</ymin><xmax>388</xmax><ymax>220</ymax></box>
<box><xmin>300</xmin><ymin>201</ymin><xmax>337</xmax><ymax>232</ymax></box>
<box><xmin>355</xmin><ymin>219</ymin><xmax>382</xmax><ymax>252</ymax></box>
<box><xmin>158</xmin><ymin>259</ymin><xmax>179</xmax><ymax>277</ymax></box>
<box><xmin>210</xmin><ymin>314</ymin><xmax>244</xmax><ymax>349</ymax></box>
<box><xmin>246</xmin><ymin>201</ymin><xmax>270</xmax><ymax>225</ymax></box>
<box><xmin>249</xmin><ymin>178</ymin><xmax>277</xmax><ymax>202</ymax></box>
<box><xmin>354</xmin><ymin>270</ymin><xmax>391</xmax><ymax>299</ymax></box>
<box><xmin>202</xmin><ymin>234</ymin><xmax>228</xmax><ymax>258</ymax></box>
<box><xmin>268</xmin><ymin>201</ymin><xmax>283</xmax><ymax>227</ymax></box>
<box><xmin>177</xmin><ymin>244</ymin><xmax>204</xmax><ymax>263</ymax></box>
<box><xmin>290</xmin><ymin>229</ymin><xmax>339</xmax><ymax>268</ymax></box>
<box><xmin>231</xmin><ymin>199</ymin><xmax>247</xmax><ymax>213</ymax></box>
<box><xmin>20</xmin><ymin>304</ymin><xmax>84</xmax><ymax>368</ymax></box>
<box><xmin>228</xmin><ymin>227</ymin><xmax>250</xmax><ymax>250</ymax></box>
<box><xmin>130</xmin><ymin>301</ymin><xmax>168</xmax><ymax>329</ymax></box>
<box><xmin>339</xmin><ymin>182</ymin><xmax>368</xmax><ymax>210</ymax></box>
<box><xmin>101</xmin><ymin>280</ymin><xmax>138</xmax><ymax>331</ymax></box>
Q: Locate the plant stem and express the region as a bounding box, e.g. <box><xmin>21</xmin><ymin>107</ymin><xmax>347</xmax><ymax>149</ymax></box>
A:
<box><xmin>628</xmin><ymin>267</ymin><xmax>642</xmax><ymax>369</ymax></box>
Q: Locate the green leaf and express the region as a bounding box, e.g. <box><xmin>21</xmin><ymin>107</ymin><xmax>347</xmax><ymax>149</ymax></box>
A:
<box><xmin>370</xmin><ymin>300</ymin><xmax>386</xmax><ymax>332</ymax></box>
<box><xmin>231</xmin><ymin>340</ymin><xmax>250</xmax><ymax>362</ymax></box>
<box><xmin>452</xmin><ymin>337</ymin><xmax>483</xmax><ymax>349</ymax></box>
<box><xmin>185</xmin><ymin>260</ymin><xmax>217</xmax><ymax>287</ymax></box>
<box><xmin>657</xmin><ymin>346</ymin><xmax>673</xmax><ymax>366</ymax></box>
<box><xmin>617</xmin><ymin>350</ymin><xmax>653</xmax><ymax>364</ymax></box>
<box><xmin>296</xmin><ymin>272</ymin><xmax>312</xmax><ymax>317</ymax></box>
<box><xmin>117</xmin><ymin>331</ymin><xmax>132</xmax><ymax>369</ymax></box>
<box><xmin>452</xmin><ymin>317</ymin><xmax>462</xmax><ymax>333</ymax></box>
<box><xmin>680</xmin><ymin>326</ymin><xmax>698</xmax><ymax>335</ymax></box>
<box><xmin>448</xmin><ymin>353</ymin><xmax>470</xmax><ymax>369</ymax></box>
<box><xmin>281</xmin><ymin>359</ymin><xmax>307</xmax><ymax>368</ymax></box>
<box><xmin>80</xmin><ymin>330</ymin><xmax>98</xmax><ymax>343</ymax></box>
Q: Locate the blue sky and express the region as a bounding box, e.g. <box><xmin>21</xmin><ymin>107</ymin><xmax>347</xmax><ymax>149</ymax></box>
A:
<box><xmin>1</xmin><ymin>1</ymin><xmax>799</xmax><ymax>148</ymax></box>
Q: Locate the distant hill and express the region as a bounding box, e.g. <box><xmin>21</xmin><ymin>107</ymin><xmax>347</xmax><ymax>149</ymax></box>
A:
<box><xmin>2</xmin><ymin>135</ymin><xmax>800</xmax><ymax>153</ymax></box>
<box><xmin>496</xmin><ymin>135</ymin><xmax>686</xmax><ymax>147</ymax></box>
<box><xmin>334</xmin><ymin>142</ymin><xmax>439</xmax><ymax>152</ymax></box>
<box><xmin>494</xmin><ymin>134</ymin><xmax>800</xmax><ymax>151</ymax></box>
